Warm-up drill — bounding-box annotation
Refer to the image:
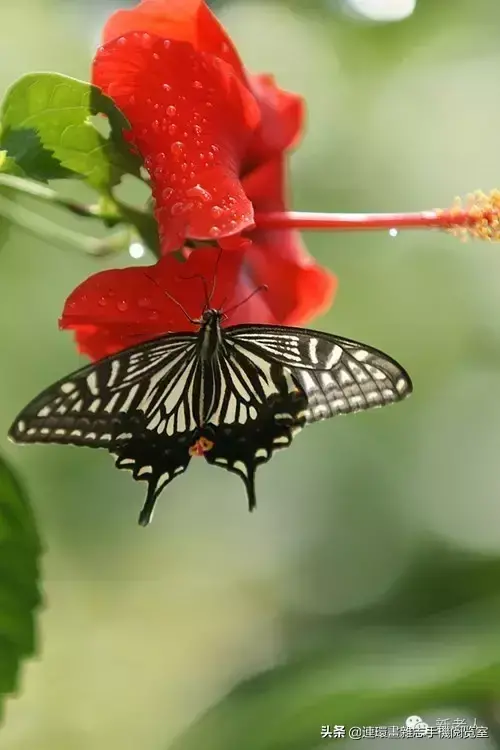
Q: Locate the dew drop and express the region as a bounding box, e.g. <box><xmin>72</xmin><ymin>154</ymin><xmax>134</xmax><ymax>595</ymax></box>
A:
<box><xmin>211</xmin><ymin>144</ymin><xmax>219</xmax><ymax>153</ymax></box>
<box><xmin>206</xmin><ymin>151</ymin><xmax>214</xmax><ymax>161</ymax></box>
<box><xmin>193</xmin><ymin>80</ymin><xmax>203</xmax><ymax>89</ymax></box>
<box><xmin>209</xmin><ymin>226</ymin><xmax>221</xmax><ymax>237</ymax></box>
<box><xmin>98</xmin><ymin>297</ymin><xmax>107</xmax><ymax>307</ymax></box>
<box><xmin>389</xmin><ymin>228</ymin><xmax>398</xmax><ymax>237</ymax></box>
<box><xmin>189</xmin><ymin>171</ymin><xmax>196</xmax><ymax>179</ymax></box>
<box><xmin>195</xmin><ymin>140</ymin><xmax>201</xmax><ymax>148</ymax></box>
<box><xmin>138</xmin><ymin>297</ymin><xmax>152</xmax><ymax>308</ymax></box>
<box><xmin>206</xmin><ymin>102</ymin><xmax>213</xmax><ymax>109</ymax></box>
<box><xmin>170</xmin><ymin>141</ymin><xmax>185</xmax><ymax>160</ymax></box>
<box><xmin>117</xmin><ymin>37</ymin><xmax>127</xmax><ymax>46</ymax></box>
<box><xmin>149</xmin><ymin>310</ymin><xmax>160</xmax><ymax>321</ymax></box>
<box><xmin>193</xmin><ymin>124</ymin><xmax>202</xmax><ymax>136</ymax></box>
<box><xmin>211</xmin><ymin>205</ymin><xmax>223</xmax><ymax>218</ymax></box>
<box><xmin>163</xmin><ymin>39</ymin><xmax>171</xmax><ymax>49</ymax></box>
<box><xmin>156</xmin><ymin>152</ymin><xmax>166</xmax><ymax>163</ymax></box>
<box><xmin>162</xmin><ymin>187</ymin><xmax>174</xmax><ymax>200</ymax></box>
<box><xmin>168</xmin><ymin>123</ymin><xmax>177</xmax><ymax>136</ymax></box>
<box><xmin>162</xmin><ymin>83</ymin><xmax>171</xmax><ymax>92</ymax></box>
<box><xmin>152</xmin><ymin>120</ymin><xmax>160</xmax><ymax>131</ymax></box>
<box><xmin>153</xmin><ymin>103</ymin><xmax>160</xmax><ymax>110</ymax></box>
<box><xmin>166</xmin><ymin>105</ymin><xmax>176</xmax><ymax>117</ymax></box>
<box><xmin>180</xmin><ymin>162</ymin><xmax>188</xmax><ymax>172</ymax></box>
<box><xmin>186</xmin><ymin>184</ymin><xmax>212</xmax><ymax>202</ymax></box>
<box><xmin>129</xmin><ymin>94</ymin><xmax>136</xmax><ymax>105</ymax></box>
<box><xmin>171</xmin><ymin>202</ymin><xmax>186</xmax><ymax>216</ymax></box>
<box><xmin>153</xmin><ymin>52</ymin><xmax>160</xmax><ymax>61</ymax></box>
<box><xmin>171</xmin><ymin>173</ymin><xmax>177</xmax><ymax>183</ymax></box>
<box><xmin>117</xmin><ymin>300</ymin><xmax>129</xmax><ymax>312</ymax></box>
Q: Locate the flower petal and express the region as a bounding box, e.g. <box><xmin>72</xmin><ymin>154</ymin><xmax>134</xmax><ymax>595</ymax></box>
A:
<box><xmin>102</xmin><ymin>0</ymin><xmax>246</xmax><ymax>83</ymax></box>
<box><xmin>245</xmin><ymin>74</ymin><xmax>304</xmax><ymax>168</ymax></box>
<box><xmin>94</xmin><ymin>33</ymin><xmax>259</xmax><ymax>252</ymax></box>
<box><xmin>60</xmin><ymin>247</ymin><xmax>243</xmax><ymax>360</ymax></box>
<box><xmin>239</xmin><ymin>157</ymin><xmax>337</xmax><ymax>326</ymax></box>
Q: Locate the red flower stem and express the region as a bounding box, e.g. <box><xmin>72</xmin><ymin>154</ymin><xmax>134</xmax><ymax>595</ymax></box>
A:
<box><xmin>253</xmin><ymin>209</ymin><xmax>487</xmax><ymax>232</ymax></box>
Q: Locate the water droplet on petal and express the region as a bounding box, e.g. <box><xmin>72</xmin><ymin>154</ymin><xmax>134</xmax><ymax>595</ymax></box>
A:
<box><xmin>153</xmin><ymin>52</ymin><xmax>160</xmax><ymax>61</ymax></box>
<box><xmin>193</xmin><ymin>80</ymin><xmax>203</xmax><ymax>89</ymax></box>
<box><xmin>149</xmin><ymin>310</ymin><xmax>160</xmax><ymax>321</ymax></box>
<box><xmin>153</xmin><ymin>103</ymin><xmax>160</xmax><ymax>110</ymax></box>
<box><xmin>211</xmin><ymin>205</ymin><xmax>223</xmax><ymax>218</ymax></box>
<box><xmin>117</xmin><ymin>300</ymin><xmax>129</xmax><ymax>312</ymax></box>
<box><xmin>209</xmin><ymin>226</ymin><xmax>221</xmax><ymax>237</ymax></box>
<box><xmin>162</xmin><ymin>83</ymin><xmax>171</xmax><ymax>92</ymax></box>
<box><xmin>186</xmin><ymin>184</ymin><xmax>212</xmax><ymax>203</ymax></box>
<box><xmin>162</xmin><ymin>187</ymin><xmax>174</xmax><ymax>200</ymax></box>
<box><xmin>152</xmin><ymin>120</ymin><xmax>160</xmax><ymax>131</ymax></box>
<box><xmin>117</xmin><ymin>37</ymin><xmax>127</xmax><ymax>46</ymax></box>
<box><xmin>170</xmin><ymin>141</ymin><xmax>184</xmax><ymax>160</ymax></box>
<box><xmin>193</xmin><ymin>124</ymin><xmax>202</xmax><ymax>136</ymax></box>
<box><xmin>163</xmin><ymin>40</ymin><xmax>171</xmax><ymax>49</ymax></box>
<box><xmin>206</xmin><ymin>151</ymin><xmax>214</xmax><ymax>162</ymax></box>
<box><xmin>156</xmin><ymin>152</ymin><xmax>166</xmax><ymax>163</ymax></box>
<box><xmin>180</xmin><ymin>162</ymin><xmax>188</xmax><ymax>172</ymax></box>
<box><xmin>171</xmin><ymin>202</ymin><xmax>186</xmax><ymax>216</ymax></box>
<box><xmin>129</xmin><ymin>94</ymin><xmax>136</xmax><ymax>105</ymax></box>
<box><xmin>168</xmin><ymin>123</ymin><xmax>177</xmax><ymax>135</ymax></box>
<box><xmin>98</xmin><ymin>297</ymin><xmax>107</xmax><ymax>307</ymax></box>
<box><xmin>389</xmin><ymin>228</ymin><xmax>398</xmax><ymax>237</ymax></box>
<box><xmin>138</xmin><ymin>297</ymin><xmax>152</xmax><ymax>308</ymax></box>
<box><xmin>166</xmin><ymin>105</ymin><xmax>176</xmax><ymax>117</ymax></box>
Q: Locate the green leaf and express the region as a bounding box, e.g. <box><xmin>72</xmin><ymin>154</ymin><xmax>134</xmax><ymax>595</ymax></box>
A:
<box><xmin>0</xmin><ymin>73</ymin><xmax>141</xmax><ymax>190</ymax></box>
<box><xmin>168</xmin><ymin>600</ymin><xmax>500</xmax><ymax>750</ymax></box>
<box><xmin>0</xmin><ymin>454</ymin><xmax>42</xmax><ymax>722</ymax></box>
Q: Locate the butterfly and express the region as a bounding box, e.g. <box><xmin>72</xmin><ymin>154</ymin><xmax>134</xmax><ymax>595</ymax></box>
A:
<box><xmin>8</xmin><ymin>308</ymin><xmax>412</xmax><ymax>525</ymax></box>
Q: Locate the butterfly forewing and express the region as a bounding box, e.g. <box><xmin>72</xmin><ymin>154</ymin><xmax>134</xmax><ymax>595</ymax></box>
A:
<box><xmin>228</xmin><ymin>324</ymin><xmax>412</xmax><ymax>423</ymax></box>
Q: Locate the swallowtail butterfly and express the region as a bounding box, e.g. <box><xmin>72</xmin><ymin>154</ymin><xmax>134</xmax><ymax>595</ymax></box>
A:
<box><xmin>8</xmin><ymin>311</ymin><xmax>412</xmax><ymax>525</ymax></box>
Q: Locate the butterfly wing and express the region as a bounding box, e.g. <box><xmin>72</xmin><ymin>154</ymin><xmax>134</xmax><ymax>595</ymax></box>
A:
<box><xmin>8</xmin><ymin>332</ymin><xmax>200</xmax><ymax>525</ymax></box>
<box><xmin>201</xmin><ymin>359</ymin><xmax>307</xmax><ymax>509</ymax></box>
<box><xmin>227</xmin><ymin>324</ymin><xmax>412</xmax><ymax>423</ymax></box>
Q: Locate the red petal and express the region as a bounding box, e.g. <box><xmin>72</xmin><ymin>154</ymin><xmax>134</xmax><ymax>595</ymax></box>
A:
<box><xmin>102</xmin><ymin>0</ymin><xmax>246</xmax><ymax>84</ymax></box>
<box><xmin>245</xmin><ymin>74</ymin><xmax>304</xmax><ymax>168</ymax></box>
<box><xmin>93</xmin><ymin>33</ymin><xmax>259</xmax><ymax>252</ymax></box>
<box><xmin>60</xmin><ymin>248</ymin><xmax>243</xmax><ymax>361</ymax></box>
<box><xmin>238</xmin><ymin>157</ymin><xmax>337</xmax><ymax>326</ymax></box>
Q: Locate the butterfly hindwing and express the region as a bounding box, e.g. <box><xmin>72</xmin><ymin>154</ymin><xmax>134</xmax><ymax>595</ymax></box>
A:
<box><xmin>201</xmin><ymin>370</ymin><xmax>308</xmax><ymax>509</ymax></box>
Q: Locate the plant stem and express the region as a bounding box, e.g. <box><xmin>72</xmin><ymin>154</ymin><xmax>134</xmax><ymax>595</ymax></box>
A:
<box><xmin>0</xmin><ymin>173</ymin><xmax>121</xmax><ymax>223</ymax></box>
<box><xmin>0</xmin><ymin>193</ymin><xmax>131</xmax><ymax>256</ymax></box>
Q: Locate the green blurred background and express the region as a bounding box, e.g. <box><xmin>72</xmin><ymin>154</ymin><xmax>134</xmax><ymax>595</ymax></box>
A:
<box><xmin>3</xmin><ymin>0</ymin><xmax>500</xmax><ymax>747</ymax></box>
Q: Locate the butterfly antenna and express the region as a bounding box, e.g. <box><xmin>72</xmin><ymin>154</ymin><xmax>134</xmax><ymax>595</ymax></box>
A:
<box><xmin>180</xmin><ymin>273</ymin><xmax>210</xmax><ymax>310</ymax></box>
<box><xmin>143</xmin><ymin>272</ymin><xmax>197</xmax><ymax>324</ymax></box>
<box><xmin>223</xmin><ymin>285</ymin><xmax>268</xmax><ymax>318</ymax></box>
<box><xmin>208</xmin><ymin>247</ymin><xmax>223</xmax><ymax>305</ymax></box>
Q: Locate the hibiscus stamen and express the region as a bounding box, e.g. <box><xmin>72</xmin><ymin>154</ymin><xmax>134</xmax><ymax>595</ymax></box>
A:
<box><xmin>253</xmin><ymin>190</ymin><xmax>500</xmax><ymax>241</ymax></box>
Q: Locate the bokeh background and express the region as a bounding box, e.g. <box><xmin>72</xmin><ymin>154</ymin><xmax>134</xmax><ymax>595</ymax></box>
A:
<box><xmin>2</xmin><ymin>0</ymin><xmax>500</xmax><ymax>747</ymax></box>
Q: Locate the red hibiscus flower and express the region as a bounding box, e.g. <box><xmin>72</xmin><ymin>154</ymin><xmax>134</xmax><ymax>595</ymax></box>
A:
<box><xmin>60</xmin><ymin>0</ymin><xmax>336</xmax><ymax>360</ymax></box>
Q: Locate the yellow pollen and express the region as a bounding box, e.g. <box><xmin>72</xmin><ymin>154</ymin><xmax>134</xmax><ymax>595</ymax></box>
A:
<box><xmin>439</xmin><ymin>189</ymin><xmax>500</xmax><ymax>242</ymax></box>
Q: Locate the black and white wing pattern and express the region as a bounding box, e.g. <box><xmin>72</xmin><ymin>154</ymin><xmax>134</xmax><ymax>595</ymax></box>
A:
<box><xmin>8</xmin><ymin>332</ymin><xmax>202</xmax><ymax>525</ymax></box>
<box><xmin>227</xmin><ymin>324</ymin><xmax>412</xmax><ymax>423</ymax></box>
<box><xmin>8</xmin><ymin>313</ymin><xmax>412</xmax><ymax>526</ymax></box>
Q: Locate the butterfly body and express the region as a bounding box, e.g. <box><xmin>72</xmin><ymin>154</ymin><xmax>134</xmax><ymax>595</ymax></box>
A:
<box><xmin>8</xmin><ymin>310</ymin><xmax>412</xmax><ymax>525</ymax></box>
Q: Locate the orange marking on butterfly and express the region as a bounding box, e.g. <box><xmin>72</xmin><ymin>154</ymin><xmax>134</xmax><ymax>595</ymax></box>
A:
<box><xmin>189</xmin><ymin>436</ymin><xmax>214</xmax><ymax>457</ymax></box>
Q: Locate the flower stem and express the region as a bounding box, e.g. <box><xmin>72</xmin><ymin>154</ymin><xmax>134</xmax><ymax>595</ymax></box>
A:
<box><xmin>0</xmin><ymin>193</ymin><xmax>131</xmax><ymax>256</ymax></box>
